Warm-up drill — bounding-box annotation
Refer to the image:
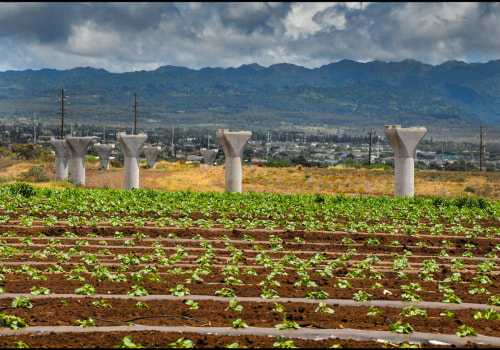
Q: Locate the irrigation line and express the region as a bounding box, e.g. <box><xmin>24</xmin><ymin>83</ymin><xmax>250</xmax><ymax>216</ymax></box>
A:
<box><xmin>0</xmin><ymin>325</ymin><xmax>499</xmax><ymax>346</ymax></box>
<box><xmin>123</xmin><ymin>315</ymin><xmax>207</xmax><ymax>324</ymax></box>
<box><xmin>83</xmin><ymin>315</ymin><xmax>207</xmax><ymax>325</ymax></box>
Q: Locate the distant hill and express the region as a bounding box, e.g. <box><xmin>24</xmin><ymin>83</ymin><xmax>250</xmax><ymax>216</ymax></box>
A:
<box><xmin>1</xmin><ymin>59</ymin><xmax>500</xmax><ymax>133</ymax></box>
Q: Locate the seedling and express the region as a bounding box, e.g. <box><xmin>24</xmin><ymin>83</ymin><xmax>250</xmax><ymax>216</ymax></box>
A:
<box><xmin>75</xmin><ymin>284</ymin><xmax>97</xmax><ymax>295</ymax></box>
<box><xmin>115</xmin><ymin>335</ymin><xmax>145</xmax><ymax>348</ymax></box>
<box><xmin>469</xmin><ymin>284</ymin><xmax>490</xmax><ymax>295</ymax></box>
<box><xmin>388</xmin><ymin>320</ymin><xmax>414</xmax><ymax>334</ymax></box>
<box><xmin>441</xmin><ymin>293</ymin><xmax>462</xmax><ymax>304</ymax></box>
<box><xmin>92</xmin><ymin>299</ymin><xmax>111</xmax><ymax>308</ymax></box>
<box><xmin>225</xmin><ymin>299</ymin><xmax>243</xmax><ymax>312</ymax></box>
<box><xmin>273</xmin><ymin>336</ymin><xmax>298</xmax><ymax>348</ymax></box>
<box><xmin>315</xmin><ymin>302</ymin><xmax>334</xmax><ymax>313</ymax></box>
<box><xmin>474</xmin><ymin>308</ymin><xmax>500</xmax><ymax>320</ymax></box>
<box><xmin>75</xmin><ymin>317</ymin><xmax>95</xmax><ymax>327</ymax></box>
<box><xmin>184</xmin><ymin>300</ymin><xmax>198</xmax><ymax>310</ymax></box>
<box><xmin>295</xmin><ymin>276</ymin><xmax>317</xmax><ymax>287</ymax></box>
<box><xmin>342</xmin><ymin>237</ymin><xmax>355</xmax><ymax>245</ymax></box>
<box><xmin>128</xmin><ymin>285</ymin><xmax>149</xmax><ymax>296</ymax></box>
<box><xmin>456</xmin><ymin>325</ymin><xmax>477</xmax><ymax>337</ymax></box>
<box><xmin>487</xmin><ymin>295</ymin><xmax>500</xmax><ymax>306</ymax></box>
<box><xmin>400</xmin><ymin>306</ymin><xmax>427</xmax><ymax>317</ymax></box>
<box><xmin>123</xmin><ymin>240</ymin><xmax>135</xmax><ymax>247</ymax></box>
<box><xmin>273</xmin><ymin>302</ymin><xmax>286</xmax><ymax>313</ymax></box>
<box><xmin>275</xmin><ymin>313</ymin><xmax>300</xmax><ymax>330</ymax></box>
<box><xmin>260</xmin><ymin>286</ymin><xmax>279</xmax><ymax>299</ymax></box>
<box><xmin>30</xmin><ymin>286</ymin><xmax>51</xmax><ymax>295</ymax></box>
<box><xmin>224</xmin><ymin>276</ymin><xmax>243</xmax><ymax>285</ymax></box>
<box><xmin>215</xmin><ymin>287</ymin><xmax>236</xmax><ymax>298</ymax></box>
<box><xmin>168</xmin><ymin>338</ymin><xmax>194</xmax><ymax>348</ymax></box>
<box><xmin>11</xmin><ymin>296</ymin><xmax>33</xmax><ymax>309</ymax></box>
<box><xmin>336</xmin><ymin>279</ymin><xmax>352</xmax><ymax>289</ymax></box>
<box><xmin>353</xmin><ymin>290</ymin><xmax>372</xmax><ymax>302</ymax></box>
<box><xmin>367</xmin><ymin>306</ymin><xmax>383</xmax><ymax>316</ymax></box>
<box><xmin>364</xmin><ymin>237</ymin><xmax>380</xmax><ymax>246</ymax></box>
<box><xmin>401</xmin><ymin>283</ymin><xmax>423</xmax><ymax>291</ymax></box>
<box><xmin>439</xmin><ymin>309</ymin><xmax>456</xmax><ymax>318</ymax></box>
<box><xmin>0</xmin><ymin>313</ymin><xmax>27</xmax><ymax>329</ymax></box>
<box><xmin>401</xmin><ymin>291</ymin><xmax>423</xmax><ymax>302</ymax></box>
<box><xmin>229</xmin><ymin>318</ymin><xmax>248</xmax><ymax>328</ymax></box>
<box><xmin>12</xmin><ymin>340</ymin><xmax>29</xmax><ymax>348</ymax></box>
<box><xmin>444</xmin><ymin>272</ymin><xmax>462</xmax><ymax>283</ymax></box>
<box><xmin>133</xmin><ymin>301</ymin><xmax>149</xmax><ymax>309</ymax></box>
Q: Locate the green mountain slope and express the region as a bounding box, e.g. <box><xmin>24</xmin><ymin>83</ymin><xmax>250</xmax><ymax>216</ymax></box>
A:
<box><xmin>1</xmin><ymin>59</ymin><xmax>499</xmax><ymax>131</ymax></box>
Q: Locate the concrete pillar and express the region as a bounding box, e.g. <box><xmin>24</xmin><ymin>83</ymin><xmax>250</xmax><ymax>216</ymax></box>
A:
<box><xmin>94</xmin><ymin>144</ymin><xmax>114</xmax><ymax>170</ymax></box>
<box><xmin>118</xmin><ymin>133</ymin><xmax>147</xmax><ymax>189</ymax></box>
<box><xmin>200</xmin><ymin>148</ymin><xmax>218</xmax><ymax>166</ymax></box>
<box><xmin>384</xmin><ymin>125</ymin><xmax>427</xmax><ymax>198</ymax></box>
<box><xmin>50</xmin><ymin>139</ymin><xmax>70</xmax><ymax>181</ymax></box>
<box><xmin>142</xmin><ymin>146</ymin><xmax>161</xmax><ymax>169</ymax></box>
<box><xmin>216</xmin><ymin>129</ymin><xmax>252</xmax><ymax>193</ymax></box>
<box><xmin>65</xmin><ymin>136</ymin><xmax>93</xmax><ymax>186</ymax></box>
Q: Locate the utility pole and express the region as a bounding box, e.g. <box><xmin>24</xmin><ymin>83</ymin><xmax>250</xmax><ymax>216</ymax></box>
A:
<box><xmin>266</xmin><ymin>130</ymin><xmax>271</xmax><ymax>158</ymax></box>
<box><xmin>171</xmin><ymin>123</ymin><xmax>175</xmax><ymax>156</ymax></box>
<box><xmin>33</xmin><ymin>113</ymin><xmax>36</xmax><ymax>144</ymax></box>
<box><xmin>133</xmin><ymin>93</ymin><xmax>138</xmax><ymax>135</ymax></box>
<box><xmin>367</xmin><ymin>130</ymin><xmax>376</xmax><ymax>166</ymax></box>
<box><xmin>57</xmin><ymin>89</ymin><xmax>68</xmax><ymax>139</ymax></box>
<box><xmin>479</xmin><ymin>125</ymin><xmax>484</xmax><ymax>172</ymax></box>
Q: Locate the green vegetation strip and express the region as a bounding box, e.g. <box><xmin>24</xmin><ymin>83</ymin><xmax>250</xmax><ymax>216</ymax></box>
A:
<box><xmin>1</xmin><ymin>184</ymin><xmax>497</xmax><ymax>229</ymax></box>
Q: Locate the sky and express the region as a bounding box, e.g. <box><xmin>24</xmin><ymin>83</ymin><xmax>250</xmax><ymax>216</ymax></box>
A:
<box><xmin>1</xmin><ymin>2</ymin><xmax>500</xmax><ymax>73</ymax></box>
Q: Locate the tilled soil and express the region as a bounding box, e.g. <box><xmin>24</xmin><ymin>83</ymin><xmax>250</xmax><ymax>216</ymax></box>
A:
<box><xmin>0</xmin><ymin>221</ymin><xmax>499</xmax><ymax>348</ymax></box>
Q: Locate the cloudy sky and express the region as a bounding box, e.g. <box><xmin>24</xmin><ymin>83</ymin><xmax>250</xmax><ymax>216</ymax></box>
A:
<box><xmin>1</xmin><ymin>2</ymin><xmax>499</xmax><ymax>73</ymax></box>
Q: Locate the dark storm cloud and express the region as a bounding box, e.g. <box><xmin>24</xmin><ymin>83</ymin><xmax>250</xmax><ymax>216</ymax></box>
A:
<box><xmin>0</xmin><ymin>2</ymin><xmax>182</xmax><ymax>42</ymax></box>
<box><xmin>0</xmin><ymin>2</ymin><xmax>81</xmax><ymax>43</ymax></box>
<box><xmin>215</xmin><ymin>2</ymin><xmax>292</xmax><ymax>35</ymax></box>
<box><xmin>80</xmin><ymin>2</ymin><xmax>182</xmax><ymax>32</ymax></box>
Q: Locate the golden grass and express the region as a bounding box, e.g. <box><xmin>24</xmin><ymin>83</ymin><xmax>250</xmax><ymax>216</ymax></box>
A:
<box><xmin>3</xmin><ymin>158</ymin><xmax>498</xmax><ymax>200</ymax></box>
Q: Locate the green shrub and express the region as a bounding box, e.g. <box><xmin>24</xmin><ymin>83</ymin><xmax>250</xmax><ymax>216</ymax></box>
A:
<box><xmin>18</xmin><ymin>166</ymin><xmax>49</xmax><ymax>183</ymax></box>
<box><xmin>9</xmin><ymin>183</ymin><xmax>36</xmax><ymax>198</ymax></box>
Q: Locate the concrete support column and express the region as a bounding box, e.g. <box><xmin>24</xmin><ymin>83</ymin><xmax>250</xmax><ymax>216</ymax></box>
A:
<box><xmin>50</xmin><ymin>139</ymin><xmax>70</xmax><ymax>181</ymax></box>
<box><xmin>142</xmin><ymin>146</ymin><xmax>161</xmax><ymax>169</ymax></box>
<box><xmin>118</xmin><ymin>133</ymin><xmax>147</xmax><ymax>190</ymax></box>
<box><xmin>65</xmin><ymin>136</ymin><xmax>93</xmax><ymax>186</ymax></box>
<box><xmin>200</xmin><ymin>148</ymin><xmax>218</xmax><ymax>166</ymax></box>
<box><xmin>216</xmin><ymin>129</ymin><xmax>252</xmax><ymax>193</ymax></box>
<box><xmin>94</xmin><ymin>144</ymin><xmax>114</xmax><ymax>170</ymax></box>
<box><xmin>384</xmin><ymin>125</ymin><xmax>427</xmax><ymax>198</ymax></box>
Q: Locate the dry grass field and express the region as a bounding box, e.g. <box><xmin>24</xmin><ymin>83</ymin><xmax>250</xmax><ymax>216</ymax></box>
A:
<box><xmin>2</xmin><ymin>158</ymin><xmax>497</xmax><ymax>200</ymax></box>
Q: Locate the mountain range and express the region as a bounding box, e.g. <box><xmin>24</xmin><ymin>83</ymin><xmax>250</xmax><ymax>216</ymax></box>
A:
<box><xmin>1</xmin><ymin>59</ymin><xmax>499</xmax><ymax>133</ymax></box>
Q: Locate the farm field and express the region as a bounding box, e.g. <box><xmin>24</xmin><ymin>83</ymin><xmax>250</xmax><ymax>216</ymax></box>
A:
<box><xmin>0</xmin><ymin>185</ymin><xmax>498</xmax><ymax>347</ymax></box>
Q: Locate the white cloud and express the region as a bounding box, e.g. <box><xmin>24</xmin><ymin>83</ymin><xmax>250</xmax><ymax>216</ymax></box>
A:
<box><xmin>67</xmin><ymin>21</ymin><xmax>123</xmax><ymax>56</ymax></box>
<box><xmin>283</xmin><ymin>2</ymin><xmax>336</xmax><ymax>39</ymax></box>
